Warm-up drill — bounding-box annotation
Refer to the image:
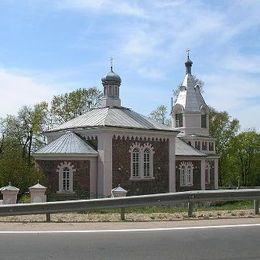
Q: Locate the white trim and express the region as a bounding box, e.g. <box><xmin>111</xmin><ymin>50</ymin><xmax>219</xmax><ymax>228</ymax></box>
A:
<box><xmin>179</xmin><ymin>162</ymin><xmax>194</xmax><ymax>187</ymax></box>
<box><xmin>129</xmin><ymin>143</ymin><xmax>154</xmax><ymax>180</ymax></box>
<box><xmin>56</xmin><ymin>162</ymin><xmax>76</xmax><ymax>193</ymax></box>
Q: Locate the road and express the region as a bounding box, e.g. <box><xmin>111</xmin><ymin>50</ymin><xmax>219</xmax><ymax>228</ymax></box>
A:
<box><xmin>1</xmin><ymin>221</ymin><xmax>260</xmax><ymax>259</ymax></box>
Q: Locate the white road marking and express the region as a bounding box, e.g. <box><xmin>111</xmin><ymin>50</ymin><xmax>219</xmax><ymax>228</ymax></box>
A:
<box><xmin>1</xmin><ymin>223</ymin><xmax>260</xmax><ymax>234</ymax></box>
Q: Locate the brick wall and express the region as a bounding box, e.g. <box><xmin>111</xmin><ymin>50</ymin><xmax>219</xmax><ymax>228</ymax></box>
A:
<box><xmin>36</xmin><ymin>160</ymin><xmax>90</xmax><ymax>200</ymax></box>
<box><xmin>112</xmin><ymin>136</ymin><xmax>169</xmax><ymax>195</ymax></box>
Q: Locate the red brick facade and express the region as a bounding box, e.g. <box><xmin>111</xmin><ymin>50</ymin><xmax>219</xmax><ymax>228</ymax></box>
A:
<box><xmin>176</xmin><ymin>160</ymin><xmax>201</xmax><ymax>191</ymax></box>
<box><xmin>36</xmin><ymin>160</ymin><xmax>90</xmax><ymax>200</ymax></box>
<box><xmin>112</xmin><ymin>136</ymin><xmax>169</xmax><ymax>195</ymax></box>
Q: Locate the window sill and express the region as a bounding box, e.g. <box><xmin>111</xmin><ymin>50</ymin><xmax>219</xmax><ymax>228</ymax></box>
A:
<box><xmin>130</xmin><ymin>177</ymin><xmax>155</xmax><ymax>181</ymax></box>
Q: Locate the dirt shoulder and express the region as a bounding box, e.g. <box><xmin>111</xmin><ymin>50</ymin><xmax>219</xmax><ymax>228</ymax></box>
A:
<box><xmin>0</xmin><ymin>217</ymin><xmax>259</xmax><ymax>231</ymax></box>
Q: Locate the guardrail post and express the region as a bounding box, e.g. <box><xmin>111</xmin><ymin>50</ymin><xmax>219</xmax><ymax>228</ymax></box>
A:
<box><xmin>254</xmin><ymin>200</ymin><xmax>259</xmax><ymax>215</ymax></box>
<box><xmin>121</xmin><ymin>208</ymin><xmax>125</xmax><ymax>220</ymax></box>
<box><xmin>188</xmin><ymin>202</ymin><xmax>193</xmax><ymax>217</ymax></box>
<box><xmin>46</xmin><ymin>213</ymin><xmax>51</xmax><ymax>222</ymax></box>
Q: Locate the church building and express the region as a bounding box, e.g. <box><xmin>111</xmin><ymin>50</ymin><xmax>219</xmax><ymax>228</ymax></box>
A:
<box><xmin>34</xmin><ymin>55</ymin><xmax>218</xmax><ymax>200</ymax></box>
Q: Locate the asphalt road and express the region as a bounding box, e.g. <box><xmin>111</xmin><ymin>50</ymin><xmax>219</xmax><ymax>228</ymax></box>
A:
<box><xmin>1</xmin><ymin>224</ymin><xmax>260</xmax><ymax>260</ymax></box>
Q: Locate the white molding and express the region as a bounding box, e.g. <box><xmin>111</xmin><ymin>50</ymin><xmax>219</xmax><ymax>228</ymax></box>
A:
<box><xmin>179</xmin><ymin>161</ymin><xmax>194</xmax><ymax>187</ymax></box>
<box><xmin>129</xmin><ymin>142</ymin><xmax>154</xmax><ymax>180</ymax></box>
<box><xmin>56</xmin><ymin>162</ymin><xmax>76</xmax><ymax>193</ymax></box>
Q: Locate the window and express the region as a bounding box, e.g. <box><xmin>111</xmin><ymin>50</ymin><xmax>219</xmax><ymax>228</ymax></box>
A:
<box><xmin>209</xmin><ymin>142</ymin><xmax>214</xmax><ymax>151</ymax></box>
<box><xmin>56</xmin><ymin>162</ymin><xmax>76</xmax><ymax>193</ymax></box>
<box><xmin>201</xmin><ymin>114</ymin><xmax>207</xmax><ymax>128</ymax></box>
<box><xmin>143</xmin><ymin>148</ymin><xmax>151</xmax><ymax>177</ymax></box>
<box><xmin>195</xmin><ymin>141</ymin><xmax>201</xmax><ymax>150</ymax></box>
<box><xmin>175</xmin><ymin>113</ymin><xmax>183</xmax><ymax>127</ymax></box>
<box><xmin>201</xmin><ymin>107</ymin><xmax>207</xmax><ymax>128</ymax></box>
<box><xmin>202</xmin><ymin>141</ymin><xmax>207</xmax><ymax>151</ymax></box>
<box><xmin>62</xmin><ymin>167</ymin><xmax>70</xmax><ymax>191</ymax></box>
<box><xmin>205</xmin><ymin>163</ymin><xmax>210</xmax><ymax>184</ymax></box>
<box><xmin>180</xmin><ymin>165</ymin><xmax>186</xmax><ymax>186</ymax></box>
<box><xmin>179</xmin><ymin>162</ymin><xmax>194</xmax><ymax>187</ymax></box>
<box><xmin>132</xmin><ymin>148</ymin><xmax>140</xmax><ymax>177</ymax></box>
<box><xmin>130</xmin><ymin>143</ymin><xmax>154</xmax><ymax>179</ymax></box>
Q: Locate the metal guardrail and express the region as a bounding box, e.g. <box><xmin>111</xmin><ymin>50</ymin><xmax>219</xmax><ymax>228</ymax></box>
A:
<box><xmin>0</xmin><ymin>189</ymin><xmax>260</xmax><ymax>221</ymax></box>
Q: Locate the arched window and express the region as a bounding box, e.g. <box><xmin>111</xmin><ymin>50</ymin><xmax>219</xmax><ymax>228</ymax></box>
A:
<box><xmin>132</xmin><ymin>148</ymin><xmax>140</xmax><ymax>177</ymax></box>
<box><xmin>186</xmin><ymin>165</ymin><xmax>193</xmax><ymax>185</ymax></box>
<box><xmin>180</xmin><ymin>165</ymin><xmax>186</xmax><ymax>186</ymax></box>
<box><xmin>56</xmin><ymin>162</ymin><xmax>76</xmax><ymax>193</ymax></box>
<box><xmin>175</xmin><ymin>113</ymin><xmax>183</xmax><ymax>127</ymax></box>
<box><xmin>143</xmin><ymin>148</ymin><xmax>151</xmax><ymax>177</ymax></box>
<box><xmin>129</xmin><ymin>143</ymin><xmax>154</xmax><ymax>179</ymax></box>
<box><xmin>179</xmin><ymin>162</ymin><xmax>194</xmax><ymax>187</ymax></box>
<box><xmin>62</xmin><ymin>167</ymin><xmax>70</xmax><ymax>191</ymax></box>
<box><xmin>201</xmin><ymin>108</ymin><xmax>207</xmax><ymax>128</ymax></box>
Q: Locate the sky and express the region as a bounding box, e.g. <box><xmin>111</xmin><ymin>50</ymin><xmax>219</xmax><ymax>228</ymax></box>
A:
<box><xmin>0</xmin><ymin>0</ymin><xmax>259</xmax><ymax>131</ymax></box>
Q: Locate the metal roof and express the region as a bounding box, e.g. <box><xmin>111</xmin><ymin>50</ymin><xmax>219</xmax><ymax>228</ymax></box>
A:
<box><xmin>48</xmin><ymin>107</ymin><xmax>175</xmax><ymax>132</ymax></box>
<box><xmin>175</xmin><ymin>74</ymin><xmax>208</xmax><ymax>112</ymax></box>
<box><xmin>175</xmin><ymin>138</ymin><xmax>206</xmax><ymax>157</ymax></box>
<box><xmin>35</xmin><ymin>131</ymin><xmax>97</xmax><ymax>156</ymax></box>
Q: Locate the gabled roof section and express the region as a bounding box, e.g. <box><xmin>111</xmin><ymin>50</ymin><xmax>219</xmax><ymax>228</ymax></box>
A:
<box><xmin>175</xmin><ymin>138</ymin><xmax>206</xmax><ymax>157</ymax></box>
<box><xmin>47</xmin><ymin>107</ymin><xmax>175</xmax><ymax>133</ymax></box>
<box><xmin>34</xmin><ymin>131</ymin><xmax>97</xmax><ymax>156</ymax></box>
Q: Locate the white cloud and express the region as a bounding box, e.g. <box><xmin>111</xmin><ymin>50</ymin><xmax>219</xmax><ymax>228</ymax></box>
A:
<box><xmin>58</xmin><ymin>0</ymin><xmax>146</xmax><ymax>17</ymax></box>
<box><xmin>203</xmin><ymin>73</ymin><xmax>260</xmax><ymax>131</ymax></box>
<box><xmin>0</xmin><ymin>68</ymin><xmax>59</xmax><ymax>117</ymax></box>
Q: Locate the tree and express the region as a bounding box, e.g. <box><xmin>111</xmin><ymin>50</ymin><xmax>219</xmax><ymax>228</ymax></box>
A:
<box><xmin>209</xmin><ymin>107</ymin><xmax>240</xmax><ymax>186</ymax></box>
<box><xmin>227</xmin><ymin>131</ymin><xmax>260</xmax><ymax>186</ymax></box>
<box><xmin>0</xmin><ymin>146</ymin><xmax>44</xmax><ymax>194</ymax></box>
<box><xmin>0</xmin><ymin>102</ymin><xmax>49</xmax><ymax>164</ymax></box>
<box><xmin>149</xmin><ymin>105</ymin><xmax>171</xmax><ymax>126</ymax></box>
<box><xmin>50</xmin><ymin>87</ymin><xmax>102</xmax><ymax>125</ymax></box>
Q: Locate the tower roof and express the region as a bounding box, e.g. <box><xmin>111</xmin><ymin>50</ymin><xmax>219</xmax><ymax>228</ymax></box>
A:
<box><xmin>101</xmin><ymin>64</ymin><xmax>121</xmax><ymax>85</ymax></box>
<box><xmin>174</xmin><ymin>56</ymin><xmax>208</xmax><ymax>113</ymax></box>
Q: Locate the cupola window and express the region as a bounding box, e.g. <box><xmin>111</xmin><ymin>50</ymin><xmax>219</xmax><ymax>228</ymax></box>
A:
<box><xmin>175</xmin><ymin>113</ymin><xmax>183</xmax><ymax>127</ymax></box>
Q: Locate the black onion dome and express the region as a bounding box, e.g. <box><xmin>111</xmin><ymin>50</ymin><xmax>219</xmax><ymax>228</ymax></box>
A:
<box><xmin>101</xmin><ymin>68</ymin><xmax>121</xmax><ymax>85</ymax></box>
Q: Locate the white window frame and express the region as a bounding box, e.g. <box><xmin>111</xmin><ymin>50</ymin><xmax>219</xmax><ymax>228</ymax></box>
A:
<box><xmin>129</xmin><ymin>143</ymin><xmax>154</xmax><ymax>180</ymax></box>
<box><xmin>56</xmin><ymin>162</ymin><xmax>76</xmax><ymax>193</ymax></box>
<box><xmin>179</xmin><ymin>162</ymin><xmax>194</xmax><ymax>187</ymax></box>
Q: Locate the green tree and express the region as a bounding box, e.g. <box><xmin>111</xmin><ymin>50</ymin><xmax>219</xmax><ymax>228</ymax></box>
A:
<box><xmin>0</xmin><ymin>145</ymin><xmax>44</xmax><ymax>194</ymax></box>
<box><xmin>1</xmin><ymin>102</ymin><xmax>49</xmax><ymax>163</ymax></box>
<box><xmin>209</xmin><ymin>107</ymin><xmax>240</xmax><ymax>186</ymax></box>
<box><xmin>227</xmin><ymin>131</ymin><xmax>260</xmax><ymax>186</ymax></box>
<box><xmin>149</xmin><ymin>105</ymin><xmax>171</xmax><ymax>126</ymax></box>
<box><xmin>50</xmin><ymin>87</ymin><xmax>102</xmax><ymax>124</ymax></box>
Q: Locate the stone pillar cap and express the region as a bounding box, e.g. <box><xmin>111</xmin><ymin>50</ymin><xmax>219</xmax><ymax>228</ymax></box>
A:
<box><xmin>0</xmin><ymin>182</ymin><xmax>19</xmax><ymax>192</ymax></box>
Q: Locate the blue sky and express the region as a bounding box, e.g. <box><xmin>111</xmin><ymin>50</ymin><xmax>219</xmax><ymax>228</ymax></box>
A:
<box><xmin>0</xmin><ymin>0</ymin><xmax>259</xmax><ymax>131</ymax></box>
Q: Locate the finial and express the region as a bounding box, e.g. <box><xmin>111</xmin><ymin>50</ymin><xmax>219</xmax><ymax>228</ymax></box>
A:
<box><xmin>110</xmin><ymin>57</ymin><xmax>113</xmax><ymax>72</ymax></box>
<box><xmin>185</xmin><ymin>49</ymin><xmax>193</xmax><ymax>74</ymax></box>
<box><xmin>186</xmin><ymin>49</ymin><xmax>190</xmax><ymax>60</ymax></box>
